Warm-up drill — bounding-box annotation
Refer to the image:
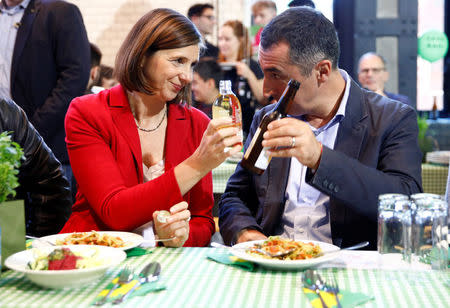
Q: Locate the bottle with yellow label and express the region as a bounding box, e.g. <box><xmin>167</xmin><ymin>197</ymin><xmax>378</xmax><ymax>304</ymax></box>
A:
<box><xmin>212</xmin><ymin>80</ymin><xmax>243</xmax><ymax>150</ymax></box>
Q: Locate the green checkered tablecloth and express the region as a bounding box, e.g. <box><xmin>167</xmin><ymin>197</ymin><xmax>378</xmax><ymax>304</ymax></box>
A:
<box><xmin>212</xmin><ymin>161</ymin><xmax>238</xmax><ymax>194</ymax></box>
<box><xmin>0</xmin><ymin>248</ymin><xmax>448</xmax><ymax>307</ymax></box>
<box><xmin>422</xmin><ymin>163</ymin><xmax>449</xmax><ymax>195</ymax></box>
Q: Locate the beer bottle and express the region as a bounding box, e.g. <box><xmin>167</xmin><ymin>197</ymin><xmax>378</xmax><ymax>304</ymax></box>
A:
<box><xmin>241</xmin><ymin>79</ymin><xmax>300</xmax><ymax>174</ymax></box>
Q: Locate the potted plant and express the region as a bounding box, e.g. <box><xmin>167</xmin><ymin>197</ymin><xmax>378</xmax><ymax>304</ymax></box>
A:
<box><xmin>0</xmin><ymin>131</ymin><xmax>25</xmax><ymax>268</ymax></box>
<box><xmin>0</xmin><ymin>131</ymin><xmax>24</xmax><ymax>202</ymax></box>
<box><xmin>417</xmin><ymin>115</ymin><xmax>438</xmax><ymax>163</ymax></box>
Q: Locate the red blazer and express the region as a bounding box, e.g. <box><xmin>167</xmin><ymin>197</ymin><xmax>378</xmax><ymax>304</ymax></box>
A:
<box><xmin>61</xmin><ymin>85</ymin><xmax>215</xmax><ymax>246</ymax></box>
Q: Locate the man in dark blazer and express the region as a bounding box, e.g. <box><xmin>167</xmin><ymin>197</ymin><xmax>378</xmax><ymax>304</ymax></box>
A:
<box><xmin>219</xmin><ymin>7</ymin><xmax>422</xmax><ymax>250</ymax></box>
<box><xmin>1</xmin><ymin>0</ymin><xmax>90</xmax><ymax>193</ymax></box>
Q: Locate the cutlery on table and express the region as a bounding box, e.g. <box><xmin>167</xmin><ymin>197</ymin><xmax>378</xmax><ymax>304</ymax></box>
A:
<box><xmin>113</xmin><ymin>262</ymin><xmax>161</xmax><ymax>305</ymax></box>
<box><xmin>94</xmin><ymin>267</ymin><xmax>133</xmax><ymax>306</ymax></box>
<box><xmin>320</xmin><ymin>241</ymin><xmax>369</xmax><ymax>256</ymax></box>
<box><xmin>26</xmin><ymin>235</ymin><xmax>55</xmax><ymax>246</ymax></box>
<box><xmin>303</xmin><ymin>270</ymin><xmax>328</xmax><ymax>308</ymax></box>
<box><xmin>329</xmin><ymin>275</ymin><xmax>342</xmax><ymax>308</ymax></box>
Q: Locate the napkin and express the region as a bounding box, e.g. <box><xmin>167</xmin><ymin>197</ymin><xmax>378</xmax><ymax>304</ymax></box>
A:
<box><xmin>303</xmin><ymin>287</ymin><xmax>374</xmax><ymax>308</ymax></box>
<box><xmin>206</xmin><ymin>250</ymin><xmax>254</xmax><ymax>271</ymax></box>
<box><xmin>126</xmin><ymin>247</ymin><xmax>154</xmax><ymax>258</ymax></box>
<box><xmin>92</xmin><ymin>274</ymin><xmax>166</xmax><ymax>305</ymax></box>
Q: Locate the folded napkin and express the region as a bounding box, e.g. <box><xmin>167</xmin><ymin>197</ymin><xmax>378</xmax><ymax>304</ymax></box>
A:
<box><xmin>303</xmin><ymin>287</ymin><xmax>374</xmax><ymax>308</ymax></box>
<box><xmin>126</xmin><ymin>247</ymin><xmax>154</xmax><ymax>258</ymax></box>
<box><xmin>206</xmin><ymin>250</ymin><xmax>254</xmax><ymax>271</ymax></box>
<box><xmin>92</xmin><ymin>274</ymin><xmax>166</xmax><ymax>305</ymax></box>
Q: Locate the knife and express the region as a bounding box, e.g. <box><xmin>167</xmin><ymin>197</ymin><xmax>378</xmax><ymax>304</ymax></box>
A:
<box><xmin>113</xmin><ymin>262</ymin><xmax>161</xmax><ymax>304</ymax></box>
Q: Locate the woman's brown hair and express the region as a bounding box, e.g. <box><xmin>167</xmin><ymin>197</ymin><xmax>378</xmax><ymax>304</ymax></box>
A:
<box><xmin>115</xmin><ymin>8</ymin><xmax>204</xmax><ymax>105</ymax></box>
<box><xmin>218</xmin><ymin>20</ymin><xmax>251</xmax><ymax>63</ymax></box>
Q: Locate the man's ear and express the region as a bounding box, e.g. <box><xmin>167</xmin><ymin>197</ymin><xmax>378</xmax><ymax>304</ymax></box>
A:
<box><xmin>207</xmin><ymin>78</ymin><xmax>216</xmax><ymax>89</ymax></box>
<box><xmin>315</xmin><ymin>60</ymin><xmax>332</xmax><ymax>83</ymax></box>
<box><xmin>90</xmin><ymin>66</ymin><xmax>100</xmax><ymax>80</ymax></box>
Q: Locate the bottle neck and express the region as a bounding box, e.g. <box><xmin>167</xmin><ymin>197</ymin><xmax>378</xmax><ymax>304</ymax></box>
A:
<box><xmin>276</xmin><ymin>82</ymin><xmax>300</xmax><ymax>115</ymax></box>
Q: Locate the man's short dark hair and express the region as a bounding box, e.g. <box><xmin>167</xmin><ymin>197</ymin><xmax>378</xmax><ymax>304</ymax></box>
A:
<box><xmin>90</xmin><ymin>43</ymin><xmax>102</xmax><ymax>68</ymax></box>
<box><xmin>193</xmin><ymin>59</ymin><xmax>223</xmax><ymax>89</ymax></box>
<box><xmin>187</xmin><ymin>3</ymin><xmax>214</xmax><ymax>19</ymax></box>
<box><xmin>288</xmin><ymin>0</ymin><xmax>315</xmax><ymax>8</ymax></box>
<box><xmin>261</xmin><ymin>7</ymin><xmax>339</xmax><ymax>76</ymax></box>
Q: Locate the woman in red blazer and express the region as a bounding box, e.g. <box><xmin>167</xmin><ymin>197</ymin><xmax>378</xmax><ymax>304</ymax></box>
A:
<box><xmin>60</xmin><ymin>9</ymin><xmax>242</xmax><ymax>247</ymax></box>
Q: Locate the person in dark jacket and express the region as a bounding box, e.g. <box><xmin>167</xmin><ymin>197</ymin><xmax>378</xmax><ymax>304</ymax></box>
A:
<box><xmin>0</xmin><ymin>98</ymin><xmax>72</xmax><ymax>236</ymax></box>
<box><xmin>0</xmin><ymin>0</ymin><xmax>91</xmax><ymax>194</ymax></box>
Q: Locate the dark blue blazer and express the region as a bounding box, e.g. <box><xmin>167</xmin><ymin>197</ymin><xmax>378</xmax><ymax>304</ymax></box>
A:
<box><xmin>384</xmin><ymin>91</ymin><xmax>412</xmax><ymax>107</ymax></box>
<box><xmin>219</xmin><ymin>78</ymin><xmax>423</xmax><ymax>249</ymax></box>
<box><xmin>10</xmin><ymin>0</ymin><xmax>90</xmax><ymax>164</ymax></box>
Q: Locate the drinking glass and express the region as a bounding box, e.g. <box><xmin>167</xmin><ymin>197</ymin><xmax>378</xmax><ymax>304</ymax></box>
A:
<box><xmin>377</xmin><ymin>194</ymin><xmax>411</xmax><ymax>263</ymax></box>
<box><xmin>412</xmin><ymin>197</ymin><xmax>448</xmax><ymax>270</ymax></box>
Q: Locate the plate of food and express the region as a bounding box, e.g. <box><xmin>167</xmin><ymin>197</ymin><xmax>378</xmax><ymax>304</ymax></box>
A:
<box><xmin>231</xmin><ymin>237</ymin><xmax>340</xmax><ymax>270</ymax></box>
<box><xmin>5</xmin><ymin>245</ymin><xmax>126</xmax><ymax>288</ymax></box>
<box><xmin>36</xmin><ymin>231</ymin><xmax>143</xmax><ymax>250</ymax></box>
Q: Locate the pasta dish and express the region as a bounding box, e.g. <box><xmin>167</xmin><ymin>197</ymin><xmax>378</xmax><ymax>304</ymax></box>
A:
<box><xmin>246</xmin><ymin>236</ymin><xmax>322</xmax><ymax>260</ymax></box>
<box><xmin>55</xmin><ymin>231</ymin><xmax>125</xmax><ymax>248</ymax></box>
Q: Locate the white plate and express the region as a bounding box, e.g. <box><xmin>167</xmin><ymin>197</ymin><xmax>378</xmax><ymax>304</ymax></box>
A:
<box><xmin>37</xmin><ymin>231</ymin><xmax>144</xmax><ymax>250</ymax></box>
<box><xmin>231</xmin><ymin>240</ymin><xmax>340</xmax><ymax>270</ymax></box>
<box><xmin>5</xmin><ymin>245</ymin><xmax>126</xmax><ymax>288</ymax></box>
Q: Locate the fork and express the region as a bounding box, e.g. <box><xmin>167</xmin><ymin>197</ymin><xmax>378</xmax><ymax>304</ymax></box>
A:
<box><xmin>328</xmin><ymin>275</ymin><xmax>342</xmax><ymax>308</ymax></box>
<box><xmin>94</xmin><ymin>267</ymin><xmax>133</xmax><ymax>306</ymax></box>
<box><xmin>303</xmin><ymin>270</ymin><xmax>328</xmax><ymax>308</ymax></box>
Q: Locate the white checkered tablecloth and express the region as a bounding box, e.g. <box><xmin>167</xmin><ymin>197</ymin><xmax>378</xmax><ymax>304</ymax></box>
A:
<box><xmin>0</xmin><ymin>248</ymin><xmax>448</xmax><ymax>307</ymax></box>
<box><xmin>212</xmin><ymin>161</ymin><xmax>238</xmax><ymax>194</ymax></box>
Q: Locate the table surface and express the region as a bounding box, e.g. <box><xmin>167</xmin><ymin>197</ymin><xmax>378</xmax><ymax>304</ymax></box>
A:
<box><xmin>0</xmin><ymin>248</ymin><xmax>448</xmax><ymax>308</ymax></box>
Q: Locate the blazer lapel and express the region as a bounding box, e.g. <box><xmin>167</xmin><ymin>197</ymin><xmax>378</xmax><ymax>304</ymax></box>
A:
<box><xmin>109</xmin><ymin>85</ymin><xmax>143</xmax><ymax>180</ymax></box>
<box><xmin>11</xmin><ymin>0</ymin><xmax>39</xmax><ymax>84</ymax></box>
<box><xmin>165</xmin><ymin>104</ymin><xmax>188</xmax><ymax>171</ymax></box>
<box><xmin>334</xmin><ymin>79</ymin><xmax>368</xmax><ymax>158</ymax></box>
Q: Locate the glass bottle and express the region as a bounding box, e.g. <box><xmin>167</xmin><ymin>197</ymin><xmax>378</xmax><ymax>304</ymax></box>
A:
<box><xmin>241</xmin><ymin>79</ymin><xmax>300</xmax><ymax>174</ymax></box>
<box><xmin>212</xmin><ymin>80</ymin><xmax>243</xmax><ymax>150</ymax></box>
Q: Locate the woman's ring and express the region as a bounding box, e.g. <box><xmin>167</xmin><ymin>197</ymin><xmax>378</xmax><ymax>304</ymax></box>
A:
<box><xmin>290</xmin><ymin>136</ymin><xmax>296</xmax><ymax>148</ymax></box>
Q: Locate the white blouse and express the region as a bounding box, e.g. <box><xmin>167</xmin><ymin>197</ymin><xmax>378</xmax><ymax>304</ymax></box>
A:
<box><xmin>132</xmin><ymin>160</ymin><xmax>165</xmax><ymax>247</ymax></box>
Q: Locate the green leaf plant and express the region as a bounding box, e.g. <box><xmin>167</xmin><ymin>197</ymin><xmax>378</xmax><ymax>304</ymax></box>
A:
<box><xmin>0</xmin><ymin>132</ymin><xmax>24</xmax><ymax>203</ymax></box>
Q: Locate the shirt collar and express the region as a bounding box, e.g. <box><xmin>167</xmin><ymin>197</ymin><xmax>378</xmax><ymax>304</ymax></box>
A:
<box><xmin>0</xmin><ymin>0</ymin><xmax>30</xmax><ymax>14</ymax></box>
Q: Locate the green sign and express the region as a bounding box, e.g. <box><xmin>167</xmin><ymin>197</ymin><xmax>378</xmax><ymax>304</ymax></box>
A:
<box><xmin>418</xmin><ymin>30</ymin><xmax>449</xmax><ymax>63</ymax></box>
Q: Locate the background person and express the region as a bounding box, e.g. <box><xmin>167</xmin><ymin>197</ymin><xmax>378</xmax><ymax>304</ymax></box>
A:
<box><xmin>86</xmin><ymin>43</ymin><xmax>103</xmax><ymax>94</ymax></box>
<box><xmin>90</xmin><ymin>65</ymin><xmax>118</xmax><ymax>94</ymax></box>
<box><xmin>251</xmin><ymin>1</ymin><xmax>277</xmax><ymax>57</ymax></box>
<box><xmin>358</xmin><ymin>52</ymin><xmax>412</xmax><ymax>106</ymax></box>
<box><xmin>191</xmin><ymin>59</ymin><xmax>223</xmax><ymax>118</ymax></box>
<box><xmin>218</xmin><ymin>20</ymin><xmax>264</xmax><ymax>136</ymax></box>
<box><xmin>0</xmin><ymin>98</ymin><xmax>72</xmax><ymax>236</ymax></box>
<box><xmin>60</xmin><ymin>8</ymin><xmax>242</xmax><ymax>247</ymax></box>
<box><xmin>219</xmin><ymin>7</ymin><xmax>422</xmax><ymax>249</ymax></box>
<box><xmin>0</xmin><ymin>0</ymin><xmax>90</xmax><ymax>197</ymax></box>
<box><xmin>187</xmin><ymin>3</ymin><xmax>219</xmax><ymax>59</ymax></box>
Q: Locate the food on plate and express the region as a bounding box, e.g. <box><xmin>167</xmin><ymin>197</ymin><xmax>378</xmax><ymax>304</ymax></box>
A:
<box><xmin>55</xmin><ymin>231</ymin><xmax>125</xmax><ymax>248</ymax></box>
<box><xmin>246</xmin><ymin>236</ymin><xmax>322</xmax><ymax>260</ymax></box>
<box><xmin>28</xmin><ymin>247</ymin><xmax>103</xmax><ymax>270</ymax></box>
